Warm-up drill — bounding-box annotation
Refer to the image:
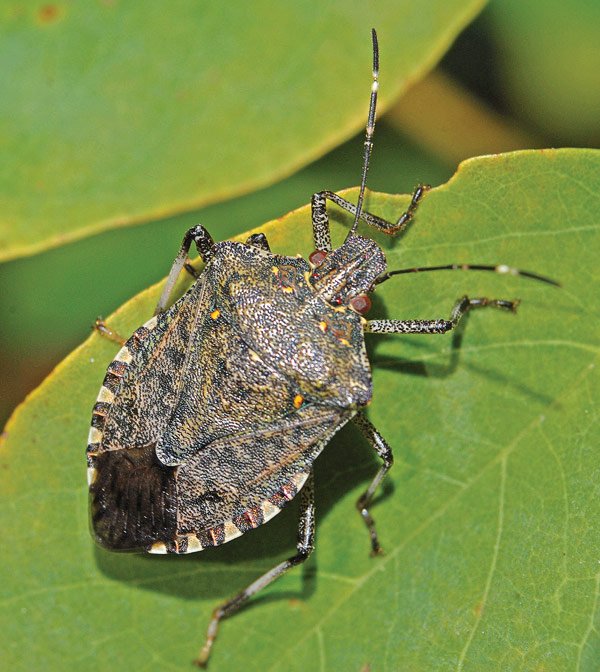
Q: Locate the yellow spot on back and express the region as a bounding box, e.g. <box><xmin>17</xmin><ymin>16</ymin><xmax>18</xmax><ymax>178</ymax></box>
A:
<box><xmin>210</xmin><ymin>309</ymin><xmax>220</xmax><ymax>320</ymax></box>
<box><xmin>319</xmin><ymin>321</ymin><xmax>328</xmax><ymax>332</ymax></box>
<box><xmin>143</xmin><ymin>315</ymin><xmax>159</xmax><ymax>330</ymax></box>
<box><xmin>115</xmin><ymin>347</ymin><xmax>133</xmax><ymax>365</ymax></box>
<box><xmin>292</xmin><ymin>472</ymin><xmax>309</xmax><ymax>490</ymax></box>
<box><xmin>339</xmin><ymin>338</ymin><xmax>351</xmax><ymax>347</ymax></box>
<box><xmin>272</xmin><ymin>266</ymin><xmax>279</xmax><ymax>274</ymax></box>
<box><xmin>293</xmin><ymin>394</ymin><xmax>304</xmax><ymax>408</ymax></box>
<box><xmin>282</xmin><ymin>286</ymin><xmax>293</xmax><ymax>293</ymax></box>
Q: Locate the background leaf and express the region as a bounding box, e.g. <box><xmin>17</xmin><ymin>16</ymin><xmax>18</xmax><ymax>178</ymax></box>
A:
<box><xmin>487</xmin><ymin>0</ymin><xmax>600</xmax><ymax>146</ymax></box>
<box><xmin>1</xmin><ymin>149</ymin><xmax>598</xmax><ymax>671</ymax></box>
<box><xmin>0</xmin><ymin>0</ymin><xmax>485</xmax><ymax>262</ymax></box>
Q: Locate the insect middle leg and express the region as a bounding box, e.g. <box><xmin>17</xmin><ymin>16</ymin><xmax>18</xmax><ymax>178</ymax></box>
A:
<box><xmin>195</xmin><ymin>472</ymin><xmax>316</xmax><ymax>668</ymax></box>
<box><xmin>364</xmin><ymin>295</ymin><xmax>520</xmax><ymax>335</ymax></box>
<box><xmin>311</xmin><ymin>185</ymin><xmax>429</xmax><ymax>252</ymax></box>
<box><xmin>352</xmin><ymin>412</ymin><xmax>393</xmax><ymax>556</ymax></box>
<box><xmin>93</xmin><ymin>225</ymin><xmax>216</xmax><ymax>342</ymax></box>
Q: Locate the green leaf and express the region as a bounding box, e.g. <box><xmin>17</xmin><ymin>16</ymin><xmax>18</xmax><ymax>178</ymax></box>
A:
<box><xmin>487</xmin><ymin>0</ymin><xmax>600</xmax><ymax>145</ymax></box>
<box><xmin>1</xmin><ymin>149</ymin><xmax>598</xmax><ymax>671</ymax></box>
<box><xmin>0</xmin><ymin>0</ymin><xmax>485</xmax><ymax>262</ymax></box>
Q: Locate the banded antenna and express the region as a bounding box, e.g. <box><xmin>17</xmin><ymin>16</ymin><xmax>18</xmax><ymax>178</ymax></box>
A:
<box><xmin>346</xmin><ymin>28</ymin><xmax>379</xmax><ymax>240</ymax></box>
<box><xmin>375</xmin><ymin>263</ymin><xmax>560</xmax><ymax>287</ymax></box>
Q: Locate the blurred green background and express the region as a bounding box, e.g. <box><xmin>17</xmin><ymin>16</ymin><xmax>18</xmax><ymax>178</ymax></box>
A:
<box><xmin>1</xmin><ymin>0</ymin><xmax>599</xmax><ymax>429</ymax></box>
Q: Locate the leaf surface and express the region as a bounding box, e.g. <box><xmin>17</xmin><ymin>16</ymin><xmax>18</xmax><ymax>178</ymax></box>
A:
<box><xmin>1</xmin><ymin>149</ymin><xmax>599</xmax><ymax>671</ymax></box>
<box><xmin>0</xmin><ymin>0</ymin><xmax>485</xmax><ymax>261</ymax></box>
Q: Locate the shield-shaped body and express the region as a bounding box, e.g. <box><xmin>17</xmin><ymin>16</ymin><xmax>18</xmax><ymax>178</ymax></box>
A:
<box><xmin>87</xmin><ymin>240</ymin><xmax>377</xmax><ymax>554</ymax></box>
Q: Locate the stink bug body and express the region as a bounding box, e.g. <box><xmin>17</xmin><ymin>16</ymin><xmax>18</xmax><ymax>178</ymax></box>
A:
<box><xmin>87</xmin><ymin>30</ymin><xmax>557</xmax><ymax>666</ymax></box>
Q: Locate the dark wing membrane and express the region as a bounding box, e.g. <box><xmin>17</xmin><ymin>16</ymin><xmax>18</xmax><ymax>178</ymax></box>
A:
<box><xmin>101</xmin><ymin>277</ymin><xmax>210</xmax><ymax>451</ymax></box>
<box><xmin>175</xmin><ymin>404</ymin><xmax>352</xmax><ymax>539</ymax></box>
<box><xmin>90</xmin><ymin>442</ymin><xmax>177</xmax><ymax>551</ymax></box>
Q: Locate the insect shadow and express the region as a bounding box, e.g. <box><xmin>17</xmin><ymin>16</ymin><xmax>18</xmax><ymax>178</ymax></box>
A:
<box><xmin>366</xmin><ymin>290</ymin><xmax>556</xmax><ymax>407</ymax></box>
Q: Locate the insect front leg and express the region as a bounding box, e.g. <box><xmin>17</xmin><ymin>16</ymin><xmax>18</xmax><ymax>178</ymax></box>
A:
<box><xmin>155</xmin><ymin>224</ymin><xmax>216</xmax><ymax>314</ymax></box>
<box><xmin>311</xmin><ymin>184</ymin><xmax>429</xmax><ymax>252</ymax></box>
<box><xmin>364</xmin><ymin>295</ymin><xmax>520</xmax><ymax>335</ymax></box>
<box><xmin>352</xmin><ymin>412</ymin><xmax>393</xmax><ymax>556</ymax></box>
<box><xmin>195</xmin><ymin>473</ymin><xmax>316</xmax><ymax>668</ymax></box>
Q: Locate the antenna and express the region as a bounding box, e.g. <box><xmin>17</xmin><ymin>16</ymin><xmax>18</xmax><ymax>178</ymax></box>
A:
<box><xmin>347</xmin><ymin>28</ymin><xmax>379</xmax><ymax>240</ymax></box>
<box><xmin>375</xmin><ymin>263</ymin><xmax>560</xmax><ymax>287</ymax></box>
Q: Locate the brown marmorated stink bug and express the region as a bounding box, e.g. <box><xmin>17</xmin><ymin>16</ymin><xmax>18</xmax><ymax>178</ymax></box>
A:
<box><xmin>87</xmin><ymin>30</ymin><xmax>558</xmax><ymax>666</ymax></box>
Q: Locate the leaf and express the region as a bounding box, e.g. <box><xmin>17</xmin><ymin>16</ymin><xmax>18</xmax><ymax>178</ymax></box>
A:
<box><xmin>0</xmin><ymin>0</ymin><xmax>486</xmax><ymax>262</ymax></box>
<box><xmin>487</xmin><ymin>0</ymin><xmax>600</xmax><ymax>145</ymax></box>
<box><xmin>1</xmin><ymin>149</ymin><xmax>598</xmax><ymax>671</ymax></box>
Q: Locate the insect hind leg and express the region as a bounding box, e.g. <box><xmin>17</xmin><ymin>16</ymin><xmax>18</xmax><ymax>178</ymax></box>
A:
<box><xmin>92</xmin><ymin>317</ymin><xmax>126</xmax><ymax>345</ymax></box>
<box><xmin>352</xmin><ymin>412</ymin><xmax>393</xmax><ymax>556</ymax></box>
<box><xmin>195</xmin><ymin>473</ymin><xmax>316</xmax><ymax>667</ymax></box>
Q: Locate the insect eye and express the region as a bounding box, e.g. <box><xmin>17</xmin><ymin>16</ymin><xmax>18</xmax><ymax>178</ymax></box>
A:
<box><xmin>309</xmin><ymin>250</ymin><xmax>328</xmax><ymax>266</ymax></box>
<box><xmin>349</xmin><ymin>295</ymin><xmax>371</xmax><ymax>315</ymax></box>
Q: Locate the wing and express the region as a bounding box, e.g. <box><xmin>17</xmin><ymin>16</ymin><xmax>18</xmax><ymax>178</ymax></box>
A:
<box><xmin>90</xmin><ymin>402</ymin><xmax>350</xmax><ymax>553</ymax></box>
<box><xmin>88</xmin><ymin>277</ymin><xmax>211</xmax><ymax>552</ymax></box>
<box><xmin>165</xmin><ymin>403</ymin><xmax>352</xmax><ymax>554</ymax></box>
<box><xmin>90</xmin><ymin>276</ymin><xmax>210</xmax><ymax>456</ymax></box>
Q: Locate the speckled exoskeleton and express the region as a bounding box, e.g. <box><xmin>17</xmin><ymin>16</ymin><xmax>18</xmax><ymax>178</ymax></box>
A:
<box><xmin>87</xmin><ymin>30</ymin><xmax>557</xmax><ymax>666</ymax></box>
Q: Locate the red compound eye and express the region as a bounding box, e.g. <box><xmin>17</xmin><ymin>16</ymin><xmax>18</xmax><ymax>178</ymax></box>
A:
<box><xmin>309</xmin><ymin>250</ymin><xmax>327</xmax><ymax>266</ymax></box>
<box><xmin>349</xmin><ymin>295</ymin><xmax>371</xmax><ymax>315</ymax></box>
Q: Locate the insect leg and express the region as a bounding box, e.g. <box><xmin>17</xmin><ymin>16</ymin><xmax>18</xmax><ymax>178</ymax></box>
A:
<box><xmin>245</xmin><ymin>232</ymin><xmax>271</xmax><ymax>251</ymax></box>
<box><xmin>364</xmin><ymin>296</ymin><xmax>520</xmax><ymax>335</ymax></box>
<box><xmin>311</xmin><ymin>184</ymin><xmax>429</xmax><ymax>251</ymax></box>
<box><xmin>183</xmin><ymin>261</ymin><xmax>201</xmax><ymax>279</ymax></box>
<box><xmin>311</xmin><ymin>192</ymin><xmax>334</xmax><ymax>252</ymax></box>
<box><xmin>155</xmin><ymin>225</ymin><xmax>215</xmax><ymax>315</ymax></box>
<box><xmin>195</xmin><ymin>473</ymin><xmax>316</xmax><ymax>668</ymax></box>
<box><xmin>92</xmin><ymin>317</ymin><xmax>126</xmax><ymax>345</ymax></box>
<box><xmin>352</xmin><ymin>412</ymin><xmax>392</xmax><ymax>556</ymax></box>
